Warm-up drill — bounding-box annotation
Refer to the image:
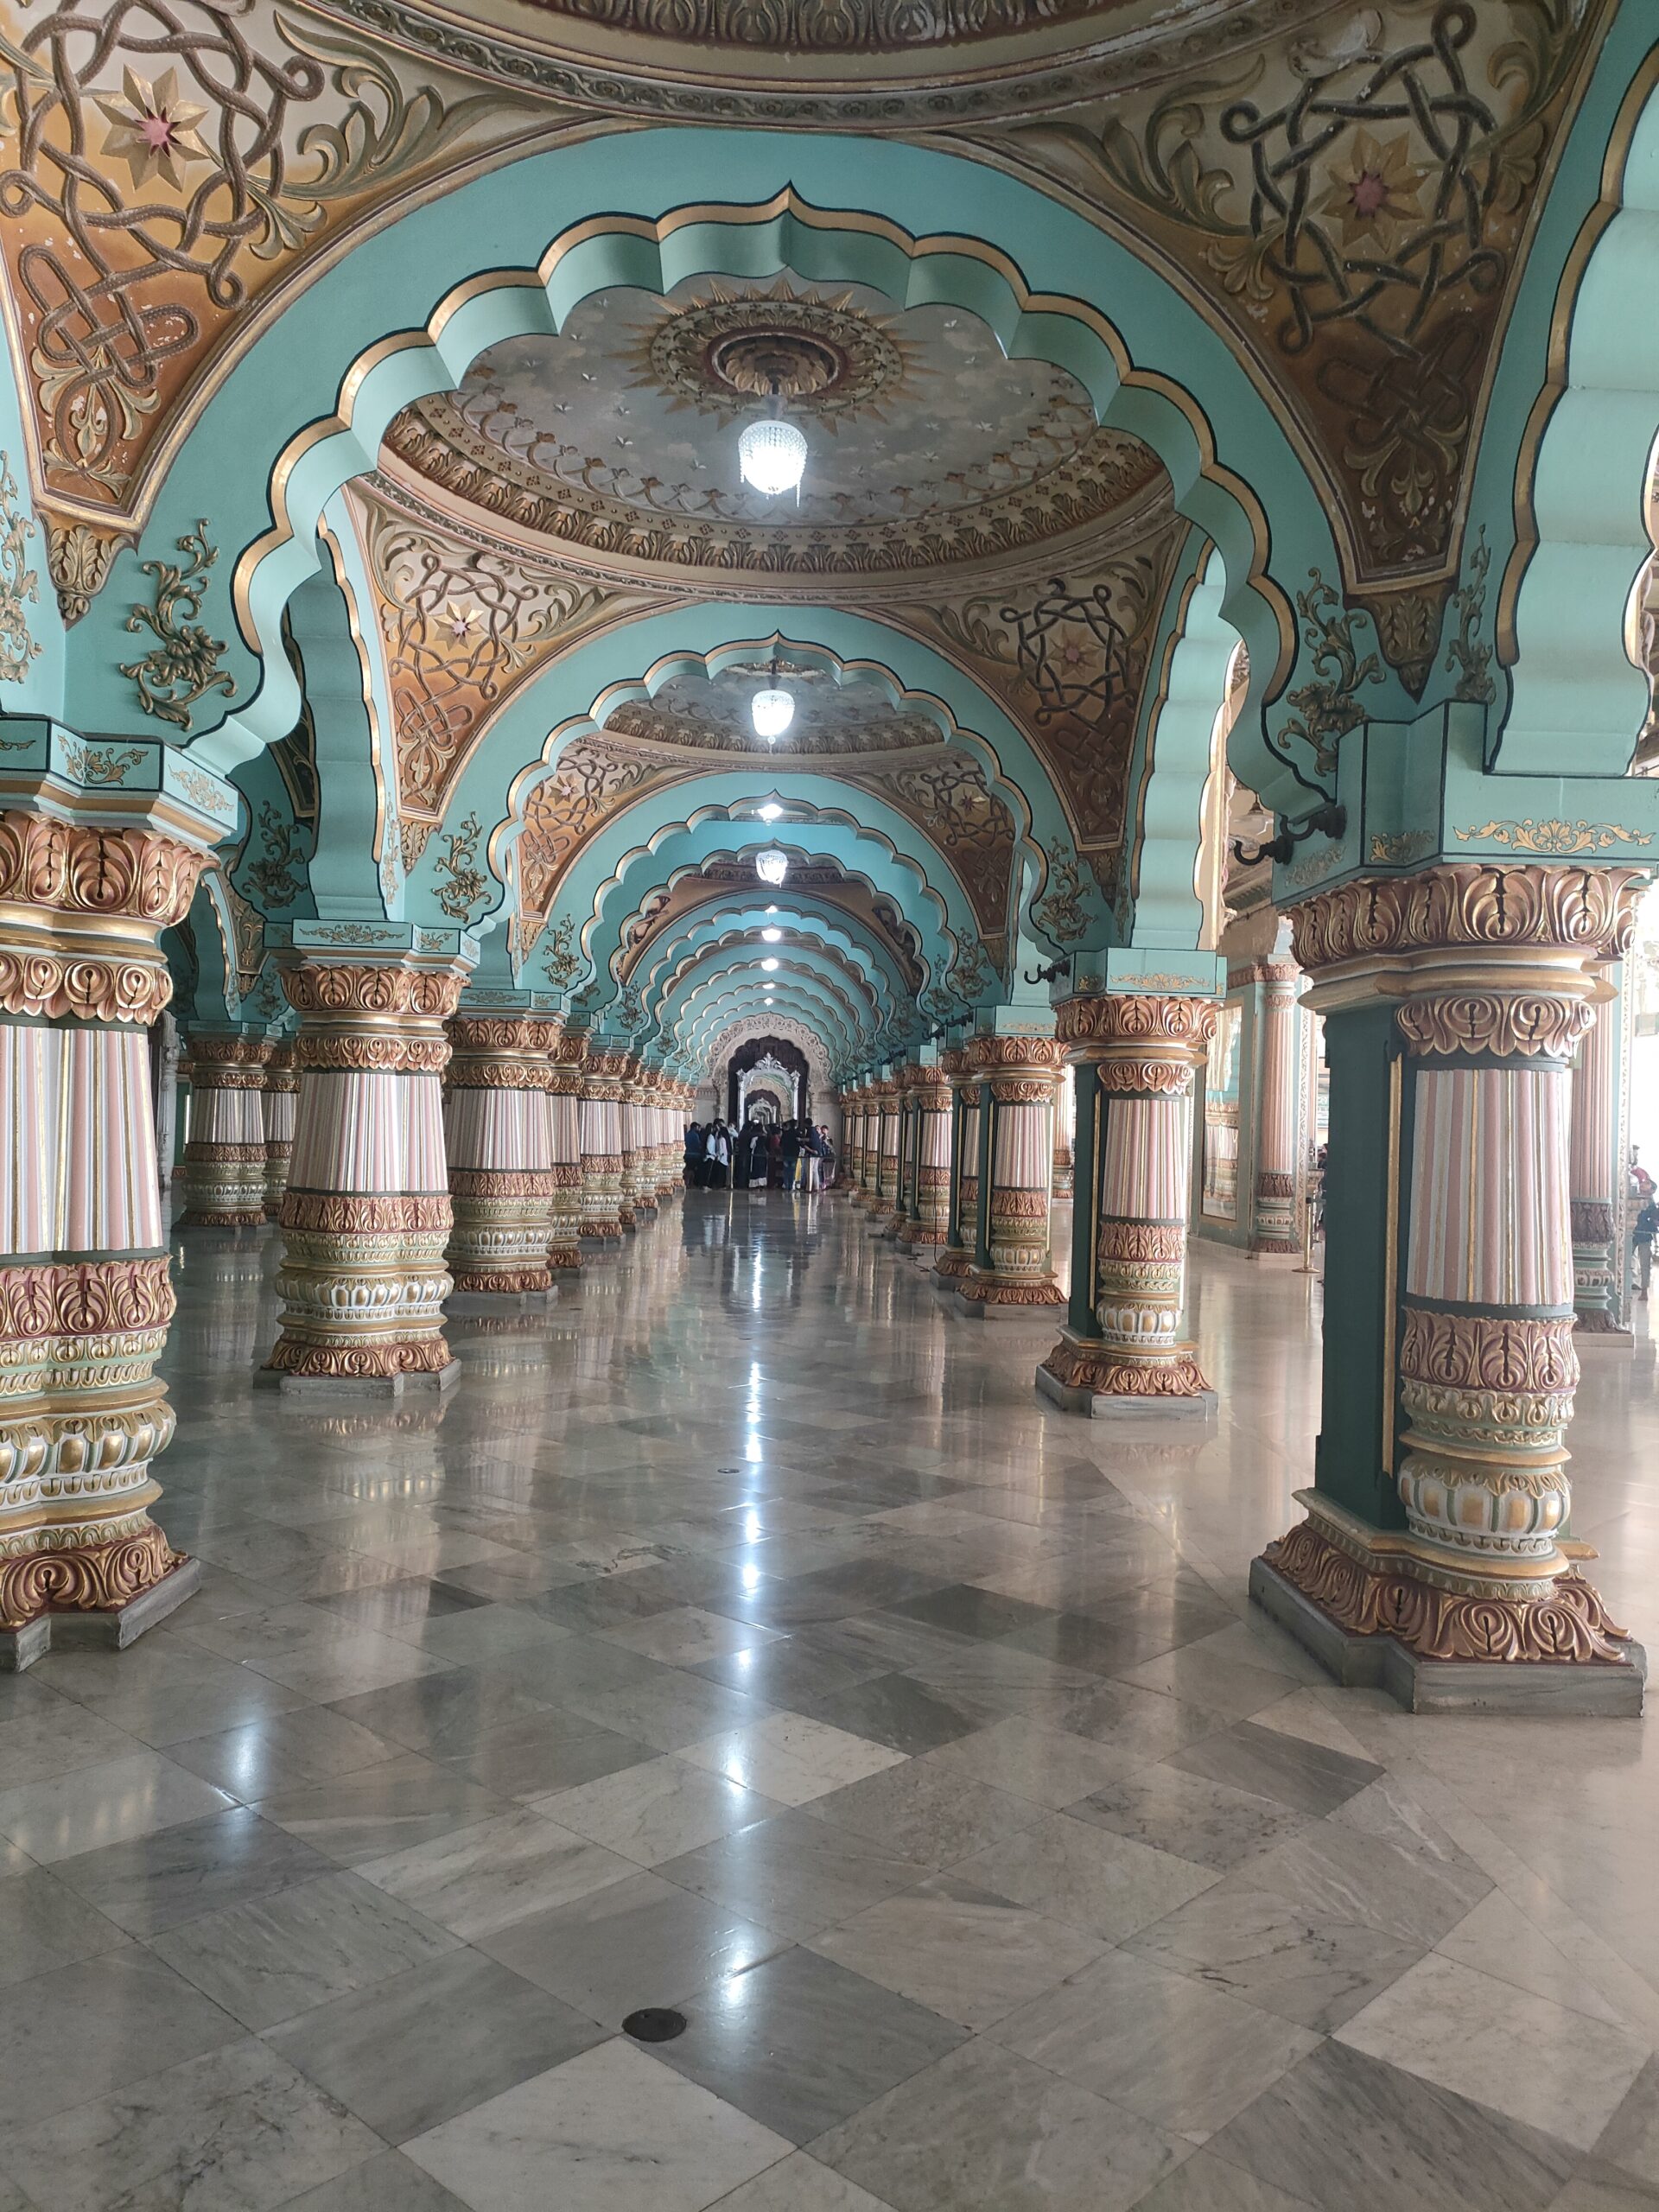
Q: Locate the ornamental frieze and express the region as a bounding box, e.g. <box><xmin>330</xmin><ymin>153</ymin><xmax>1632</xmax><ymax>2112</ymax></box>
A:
<box><xmin>0</xmin><ymin>812</ymin><xmax>207</xmax><ymax>926</ymax></box>
<box><xmin>1055</xmin><ymin>992</ymin><xmax>1217</xmax><ymax>1052</ymax></box>
<box><xmin>0</xmin><ymin>945</ymin><xmax>174</xmax><ymax>1027</ymax></box>
<box><xmin>280</xmin><ymin>960</ymin><xmax>466</xmax><ymax>1021</ymax></box>
<box><xmin>1395</xmin><ymin>990</ymin><xmax>1593</xmax><ymax>1060</ymax></box>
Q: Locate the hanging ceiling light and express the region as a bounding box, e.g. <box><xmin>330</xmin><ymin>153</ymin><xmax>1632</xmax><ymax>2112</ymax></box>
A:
<box><xmin>751</xmin><ymin>684</ymin><xmax>793</xmax><ymax>744</ymax></box>
<box><xmin>756</xmin><ymin>802</ymin><xmax>783</xmax><ymax>823</ymax></box>
<box><xmin>755</xmin><ymin>848</ymin><xmax>789</xmax><ymax>887</ymax></box>
<box><xmin>761</xmin><ymin>927</ymin><xmax>782</xmax><ymax>943</ymax></box>
<box><xmin>761</xmin><ymin>957</ymin><xmax>780</xmax><ymax>972</ymax></box>
<box><xmin>738</xmin><ymin>413</ymin><xmax>808</xmax><ymax>501</ymax></box>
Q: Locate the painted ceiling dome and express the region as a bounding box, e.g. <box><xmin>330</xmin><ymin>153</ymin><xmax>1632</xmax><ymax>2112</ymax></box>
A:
<box><xmin>379</xmin><ymin>274</ymin><xmax>1168</xmax><ymax>587</ymax></box>
<box><xmin>602</xmin><ymin>664</ymin><xmax>946</xmax><ymax>759</ymax></box>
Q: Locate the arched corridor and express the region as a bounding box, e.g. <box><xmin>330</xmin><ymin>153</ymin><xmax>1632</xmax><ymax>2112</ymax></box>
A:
<box><xmin>7</xmin><ymin>0</ymin><xmax>1659</xmax><ymax>2198</ymax></box>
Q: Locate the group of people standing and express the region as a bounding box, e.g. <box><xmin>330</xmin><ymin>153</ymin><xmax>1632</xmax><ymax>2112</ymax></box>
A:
<box><xmin>684</xmin><ymin>1115</ymin><xmax>835</xmax><ymax>1192</ymax></box>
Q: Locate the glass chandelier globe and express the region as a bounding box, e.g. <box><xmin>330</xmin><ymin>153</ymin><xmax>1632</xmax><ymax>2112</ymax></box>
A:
<box><xmin>738</xmin><ymin>415</ymin><xmax>808</xmax><ymax>499</ymax></box>
<box><xmin>755</xmin><ymin>848</ymin><xmax>789</xmax><ymax>887</ymax></box>
<box><xmin>751</xmin><ymin>686</ymin><xmax>794</xmax><ymax>743</ymax></box>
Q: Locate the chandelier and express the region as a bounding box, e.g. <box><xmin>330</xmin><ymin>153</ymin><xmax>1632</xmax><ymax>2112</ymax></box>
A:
<box><xmin>738</xmin><ymin>415</ymin><xmax>808</xmax><ymax>500</ymax></box>
<box><xmin>755</xmin><ymin>848</ymin><xmax>789</xmax><ymax>886</ymax></box>
<box><xmin>751</xmin><ymin>685</ymin><xmax>794</xmax><ymax>743</ymax></box>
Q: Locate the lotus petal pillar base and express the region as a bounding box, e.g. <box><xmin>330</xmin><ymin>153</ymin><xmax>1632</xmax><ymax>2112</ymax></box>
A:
<box><xmin>932</xmin><ymin>1247</ymin><xmax>975</xmax><ymax>1281</ymax></box>
<box><xmin>1035</xmin><ymin>1330</ymin><xmax>1216</xmax><ymax>1417</ymax></box>
<box><xmin>954</xmin><ymin>1271</ymin><xmax>1065</xmax><ymax>1317</ymax></box>
<box><xmin>2</xmin><ymin>1548</ymin><xmax>202</xmax><ymax>1673</ymax></box>
<box><xmin>1251</xmin><ymin>1497</ymin><xmax>1644</xmax><ymax>1715</ymax></box>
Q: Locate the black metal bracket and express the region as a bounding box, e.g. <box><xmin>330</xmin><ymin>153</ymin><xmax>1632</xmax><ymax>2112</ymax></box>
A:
<box><xmin>1232</xmin><ymin>801</ymin><xmax>1347</xmax><ymax>870</ymax></box>
<box><xmin>1023</xmin><ymin>954</ymin><xmax>1071</xmax><ymax>987</ymax></box>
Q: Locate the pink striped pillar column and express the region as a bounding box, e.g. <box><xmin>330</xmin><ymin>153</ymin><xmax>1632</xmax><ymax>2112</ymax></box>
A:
<box><xmin>908</xmin><ymin>1067</ymin><xmax>952</xmax><ymax>1249</ymax></box>
<box><xmin>180</xmin><ymin>1033</ymin><xmax>271</xmax><ymax>1228</ymax></box>
<box><xmin>957</xmin><ymin>1035</ymin><xmax>1065</xmax><ymax>1312</ymax></box>
<box><xmin>1569</xmin><ymin>982</ymin><xmax>1624</xmax><ymax>1338</ymax></box>
<box><xmin>580</xmin><ymin>1046</ymin><xmax>628</xmax><ymax>1238</ymax></box>
<box><xmin>0</xmin><ymin>765</ymin><xmax>230</xmax><ymax>1659</ymax></box>
<box><xmin>265</xmin><ymin>940</ymin><xmax>470</xmax><ymax>1392</ymax></box>
<box><xmin>1250</xmin><ymin>959</ymin><xmax>1303</xmax><ymax>1255</ymax></box>
<box><xmin>1039</xmin><ymin>995</ymin><xmax>1215</xmax><ymax>1402</ymax></box>
<box><xmin>263</xmin><ymin>1044</ymin><xmax>299</xmax><ymax>1221</ymax></box>
<box><xmin>874</xmin><ymin>1081</ymin><xmax>899</xmax><ymax>1220</ymax></box>
<box><xmin>546</xmin><ymin>1029</ymin><xmax>585</xmax><ymax>1273</ymax></box>
<box><xmin>444</xmin><ymin>1014</ymin><xmax>559</xmax><ymax>1299</ymax></box>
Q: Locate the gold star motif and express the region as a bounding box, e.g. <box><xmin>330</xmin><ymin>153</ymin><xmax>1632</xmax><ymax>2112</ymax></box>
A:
<box><xmin>94</xmin><ymin>68</ymin><xmax>211</xmax><ymax>190</ymax></box>
<box><xmin>1317</xmin><ymin>130</ymin><xmax>1427</xmax><ymax>250</ymax></box>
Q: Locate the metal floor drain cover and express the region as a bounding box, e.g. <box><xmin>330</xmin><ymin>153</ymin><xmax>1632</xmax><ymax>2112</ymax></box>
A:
<box><xmin>622</xmin><ymin>2007</ymin><xmax>688</xmax><ymax>2043</ymax></box>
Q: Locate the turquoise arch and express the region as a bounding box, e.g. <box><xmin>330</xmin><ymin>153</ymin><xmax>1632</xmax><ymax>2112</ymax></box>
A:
<box><xmin>422</xmin><ymin>608</ymin><xmax>1071</xmax><ymax>931</ymax></box>
<box><xmin>1128</xmin><ymin>542</ymin><xmax>1240</xmax><ymax>952</ymax></box>
<box><xmin>1495</xmin><ymin>55</ymin><xmax>1659</xmax><ymax>775</ymax></box>
<box><xmin>548</xmin><ymin>807</ymin><xmax>982</xmax><ymax>1011</ymax></box>
<box><xmin>613</xmin><ymin>876</ymin><xmax>937</xmax><ymax>992</ymax></box>
<box><xmin>657</xmin><ymin>944</ymin><xmax>874</xmax><ymax>1052</ymax></box>
<box><xmin>639</xmin><ymin>918</ymin><xmax>902</xmax><ymax>1029</ymax></box>
<box><xmin>677</xmin><ymin>971</ymin><xmax>873</xmax><ymax>1069</ymax></box>
<box><xmin>651</xmin><ymin>935</ymin><xmax>887</xmax><ymax>1041</ymax></box>
<box><xmin>79</xmin><ymin>137</ymin><xmax>1347</xmax><ymax>811</ymax></box>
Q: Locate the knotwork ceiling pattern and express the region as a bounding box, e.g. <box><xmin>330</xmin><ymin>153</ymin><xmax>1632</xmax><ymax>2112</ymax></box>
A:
<box><xmin>976</xmin><ymin>0</ymin><xmax>1605</xmax><ymax>683</ymax></box>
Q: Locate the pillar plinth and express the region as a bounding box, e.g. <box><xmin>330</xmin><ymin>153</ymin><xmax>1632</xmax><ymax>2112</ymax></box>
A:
<box><xmin>546</xmin><ymin>1033</ymin><xmax>586</xmax><ymax>1271</ymax></box>
<box><xmin>180</xmin><ymin>1033</ymin><xmax>272</xmax><ymax>1228</ymax></box>
<box><xmin>580</xmin><ymin>1048</ymin><xmax>628</xmax><ymax>1238</ymax></box>
<box><xmin>0</xmin><ymin>797</ymin><xmax>219</xmax><ymax>1660</ymax></box>
<box><xmin>1251</xmin><ymin>863</ymin><xmax>1646</xmax><ymax>1713</ymax></box>
<box><xmin>1250</xmin><ymin>959</ymin><xmax>1303</xmax><ymax>1255</ymax></box>
<box><xmin>444</xmin><ymin>1014</ymin><xmax>560</xmax><ymax>1298</ymax></box>
<box><xmin>263</xmin><ymin>1045</ymin><xmax>299</xmax><ymax>1220</ymax></box>
<box><xmin>1037</xmin><ymin>995</ymin><xmax>1216</xmax><ymax>1405</ymax></box>
<box><xmin>265</xmin><ymin>950</ymin><xmax>467</xmax><ymax>1392</ymax></box>
<box><xmin>957</xmin><ymin>1036</ymin><xmax>1065</xmax><ymax>1311</ymax></box>
<box><xmin>933</xmin><ymin>1052</ymin><xmax>976</xmax><ymax>1281</ymax></box>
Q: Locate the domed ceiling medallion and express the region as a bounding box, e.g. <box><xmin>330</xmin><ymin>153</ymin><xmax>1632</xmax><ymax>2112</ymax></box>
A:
<box><xmin>637</xmin><ymin>280</ymin><xmax>914</xmax><ymax>424</ymax></box>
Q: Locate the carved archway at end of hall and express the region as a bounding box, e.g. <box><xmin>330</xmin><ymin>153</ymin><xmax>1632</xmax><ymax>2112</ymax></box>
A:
<box><xmin>728</xmin><ymin>1035</ymin><xmax>811</xmax><ymax>1126</ymax></box>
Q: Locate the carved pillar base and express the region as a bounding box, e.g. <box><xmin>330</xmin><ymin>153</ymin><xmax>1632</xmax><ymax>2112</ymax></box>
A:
<box><xmin>1572</xmin><ymin>1198</ymin><xmax>1627</xmax><ymax>1341</ymax></box>
<box><xmin>266</xmin><ymin>943</ymin><xmax>468</xmax><ymax>1392</ymax></box>
<box><xmin>1036</xmin><ymin>1329</ymin><xmax>1216</xmax><ymax>1416</ymax></box>
<box><xmin>1252</xmin><ymin>1496</ymin><xmax>1644</xmax><ymax>1715</ymax></box>
<box><xmin>181</xmin><ymin>1033</ymin><xmax>272</xmax><ymax>1228</ymax></box>
<box><xmin>957</xmin><ymin>1043</ymin><xmax>1064</xmax><ymax>1310</ymax></box>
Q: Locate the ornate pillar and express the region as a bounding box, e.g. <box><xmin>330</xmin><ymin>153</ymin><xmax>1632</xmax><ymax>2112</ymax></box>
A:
<box><xmin>1251</xmin><ymin>864</ymin><xmax>1645</xmax><ymax>1714</ymax></box>
<box><xmin>618</xmin><ymin>1056</ymin><xmax>639</xmax><ymax>1224</ymax></box>
<box><xmin>872</xmin><ymin>1080</ymin><xmax>898</xmax><ymax>1220</ymax></box>
<box><xmin>934</xmin><ymin>1052</ymin><xmax>976</xmax><ymax>1281</ymax></box>
<box><xmin>180</xmin><ymin>1033</ymin><xmax>271</xmax><ymax>1228</ymax></box>
<box><xmin>956</xmin><ymin>1036</ymin><xmax>1065</xmax><ymax>1313</ymax></box>
<box><xmin>909</xmin><ymin>1066</ymin><xmax>952</xmax><ymax>1249</ymax></box>
<box><xmin>887</xmin><ymin>1071</ymin><xmax>916</xmax><ymax>1237</ymax></box>
<box><xmin>263</xmin><ymin>1043</ymin><xmax>299</xmax><ymax>1221</ymax></box>
<box><xmin>545</xmin><ymin>1032</ymin><xmax>585</xmax><ymax>1272</ymax></box>
<box><xmin>627</xmin><ymin>1061</ymin><xmax>658</xmax><ymax>1217</ymax></box>
<box><xmin>1250</xmin><ymin>958</ymin><xmax>1303</xmax><ymax>1255</ymax></box>
<box><xmin>443</xmin><ymin>1012</ymin><xmax>558</xmax><ymax>1300</ymax></box>
<box><xmin>580</xmin><ymin>1046</ymin><xmax>627</xmax><ymax>1238</ymax></box>
<box><xmin>844</xmin><ymin>1088</ymin><xmax>866</xmax><ymax>1201</ymax></box>
<box><xmin>1052</xmin><ymin>1066</ymin><xmax>1074</xmax><ymax>1199</ymax></box>
<box><xmin>1037</xmin><ymin>995</ymin><xmax>1217</xmax><ymax>1409</ymax></box>
<box><xmin>0</xmin><ymin>751</ymin><xmax>232</xmax><ymax>1659</ymax></box>
<box><xmin>1570</xmin><ymin>982</ymin><xmax>1626</xmax><ymax>1338</ymax></box>
<box><xmin>265</xmin><ymin>936</ymin><xmax>470</xmax><ymax>1393</ymax></box>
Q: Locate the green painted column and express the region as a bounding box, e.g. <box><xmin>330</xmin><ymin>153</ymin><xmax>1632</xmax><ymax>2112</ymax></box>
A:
<box><xmin>1064</xmin><ymin>1058</ymin><xmax>1103</xmax><ymax>1344</ymax></box>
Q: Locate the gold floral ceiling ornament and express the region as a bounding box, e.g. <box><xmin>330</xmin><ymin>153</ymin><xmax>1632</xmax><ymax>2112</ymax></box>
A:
<box><xmin>0</xmin><ymin>450</ymin><xmax>41</xmax><ymax>685</ymax></box>
<box><xmin>94</xmin><ymin>67</ymin><xmax>211</xmax><ymax>188</ymax></box>
<box><xmin>626</xmin><ymin>278</ymin><xmax>921</xmax><ymax>427</ymax></box>
<box><xmin>118</xmin><ymin>519</ymin><xmax>237</xmax><ymax>730</ymax></box>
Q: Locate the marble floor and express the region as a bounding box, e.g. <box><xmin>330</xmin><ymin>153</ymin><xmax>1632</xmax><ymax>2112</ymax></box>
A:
<box><xmin>4</xmin><ymin>1193</ymin><xmax>1659</xmax><ymax>2210</ymax></box>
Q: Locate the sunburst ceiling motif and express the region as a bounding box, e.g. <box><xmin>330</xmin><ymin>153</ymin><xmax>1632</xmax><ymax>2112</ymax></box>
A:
<box><xmin>381</xmin><ymin>272</ymin><xmax>1166</xmax><ymax>579</ymax></box>
<box><xmin>602</xmin><ymin>664</ymin><xmax>944</xmax><ymax>759</ymax></box>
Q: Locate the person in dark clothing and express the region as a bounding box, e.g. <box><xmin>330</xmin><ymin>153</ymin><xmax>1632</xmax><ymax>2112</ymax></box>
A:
<box><xmin>766</xmin><ymin>1124</ymin><xmax>784</xmax><ymax>1187</ymax></box>
<box><xmin>738</xmin><ymin>1119</ymin><xmax>769</xmax><ymax>1189</ymax></box>
<box><xmin>781</xmin><ymin>1117</ymin><xmax>802</xmax><ymax>1190</ymax></box>
<box><xmin>1636</xmin><ymin>1197</ymin><xmax>1657</xmax><ymax>1300</ymax></box>
<box><xmin>683</xmin><ymin>1121</ymin><xmax>706</xmax><ymax>1188</ymax></box>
